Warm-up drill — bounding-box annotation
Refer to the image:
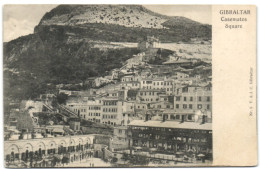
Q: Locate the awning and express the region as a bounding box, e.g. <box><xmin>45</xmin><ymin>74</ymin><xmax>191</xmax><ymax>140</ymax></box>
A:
<box><xmin>197</xmin><ymin>154</ymin><xmax>205</xmax><ymax>157</ymax></box>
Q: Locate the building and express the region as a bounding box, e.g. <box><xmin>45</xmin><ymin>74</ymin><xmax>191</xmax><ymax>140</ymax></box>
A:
<box><xmin>176</xmin><ymin>72</ymin><xmax>190</xmax><ymax>79</ymax></box>
<box><xmin>121</xmin><ymin>74</ymin><xmax>140</xmax><ymax>82</ymax></box>
<box><xmin>84</xmin><ymin>98</ymin><xmax>103</xmax><ymax>123</ymax></box>
<box><xmin>128</xmin><ymin>120</ymin><xmax>212</xmax><ymax>156</ymax></box>
<box><xmin>4</xmin><ymin>135</ymin><xmax>95</xmax><ymax>167</ymax></box>
<box><xmin>174</xmin><ymin>85</ymin><xmax>212</xmax><ymax>112</ymax></box>
<box><xmin>102</xmin><ymin>97</ymin><xmax>123</xmax><ymax>126</ymax></box>
<box><xmin>120</xmin><ymin>81</ymin><xmax>140</xmax><ymax>90</ymax></box>
<box><xmin>174</xmin><ymin>85</ymin><xmax>212</xmax><ymax>123</ymax></box>
<box><xmin>137</xmin><ymin>89</ymin><xmax>162</xmax><ymax>104</ymax></box>
<box><xmin>69</xmin><ymin>119</ymin><xmax>81</xmax><ymax>131</ymax></box>
<box><xmin>112</xmin><ymin>126</ymin><xmax>129</xmax><ymax>150</ymax></box>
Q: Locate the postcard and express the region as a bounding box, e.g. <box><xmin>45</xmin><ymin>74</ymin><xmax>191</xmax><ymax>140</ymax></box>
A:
<box><xmin>3</xmin><ymin>4</ymin><xmax>257</xmax><ymax>167</ymax></box>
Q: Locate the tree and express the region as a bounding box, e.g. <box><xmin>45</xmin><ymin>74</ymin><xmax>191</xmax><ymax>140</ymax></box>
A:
<box><xmin>112</xmin><ymin>157</ymin><xmax>118</xmax><ymax>163</ymax></box>
<box><xmin>51</xmin><ymin>156</ymin><xmax>61</xmax><ymax>167</ymax></box>
<box><xmin>61</xmin><ymin>156</ymin><xmax>69</xmax><ymax>166</ymax></box>
<box><xmin>129</xmin><ymin>155</ymin><xmax>149</xmax><ymax>166</ymax></box>
<box><xmin>56</xmin><ymin>93</ymin><xmax>68</xmax><ymax>105</ymax></box>
<box><xmin>121</xmin><ymin>153</ymin><xmax>129</xmax><ymax>164</ymax></box>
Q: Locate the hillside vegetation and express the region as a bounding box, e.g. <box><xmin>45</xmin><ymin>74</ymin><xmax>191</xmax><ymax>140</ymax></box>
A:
<box><xmin>4</xmin><ymin>5</ymin><xmax>211</xmax><ymax>103</ymax></box>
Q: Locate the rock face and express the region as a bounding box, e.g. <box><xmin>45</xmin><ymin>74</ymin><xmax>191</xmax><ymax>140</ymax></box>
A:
<box><xmin>39</xmin><ymin>5</ymin><xmax>169</xmax><ymax>29</ymax></box>
<box><xmin>3</xmin><ymin>5</ymin><xmax>212</xmax><ymax>102</ymax></box>
<box><xmin>38</xmin><ymin>5</ymin><xmax>208</xmax><ymax>29</ymax></box>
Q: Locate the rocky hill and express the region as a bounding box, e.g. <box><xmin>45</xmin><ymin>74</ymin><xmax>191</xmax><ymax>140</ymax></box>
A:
<box><xmin>39</xmin><ymin>5</ymin><xmax>170</xmax><ymax>29</ymax></box>
<box><xmin>4</xmin><ymin>5</ymin><xmax>212</xmax><ymax>103</ymax></box>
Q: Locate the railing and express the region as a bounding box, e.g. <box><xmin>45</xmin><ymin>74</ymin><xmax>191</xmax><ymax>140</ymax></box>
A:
<box><xmin>57</xmin><ymin>104</ymin><xmax>78</xmax><ymax>117</ymax></box>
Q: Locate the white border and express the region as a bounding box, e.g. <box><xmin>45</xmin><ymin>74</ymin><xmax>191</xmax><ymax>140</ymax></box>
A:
<box><xmin>0</xmin><ymin>0</ymin><xmax>259</xmax><ymax>169</ymax></box>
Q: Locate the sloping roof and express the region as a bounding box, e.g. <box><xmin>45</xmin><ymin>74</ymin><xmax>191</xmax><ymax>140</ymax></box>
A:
<box><xmin>128</xmin><ymin>120</ymin><xmax>212</xmax><ymax>130</ymax></box>
<box><xmin>52</xmin><ymin>128</ymin><xmax>64</xmax><ymax>133</ymax></box>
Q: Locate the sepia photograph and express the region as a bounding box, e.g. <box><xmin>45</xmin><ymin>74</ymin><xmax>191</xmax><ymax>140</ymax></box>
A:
<box><xmin>4</xmin><ymin>4</ymin><xmax>213</xmax><ymax>168</ymax></box>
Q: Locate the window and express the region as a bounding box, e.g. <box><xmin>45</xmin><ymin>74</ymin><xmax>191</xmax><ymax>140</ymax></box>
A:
<box><xmin>184</xmin><ymin>97</ymin><xmax>186</xmax><ymax>101</ymax></box>
<box><xmin>207</xmin><ymin>104</ymin><xmax>210</xmax><ymax>109</ymax></box>
<box><xmin>176</xmin><ymin>104</ymin><xmax>179</xmax><ymax>109</ymax></box>
<box><xmin>183</xmin><ymin>104</ymin><xmax>187</xmax><ymax>109</ymax></box>
<box><xmin>189</xmin><ymin>104</ymin><xmax>193</xmax><ymax>109</ymax></box>
<box><xmin>197</xmin><ymin>104</ymin><xmax>202</xmax><ymax>109</ymax></box>
<box><xmin>176</xmin><ymin>115</ymin><xmax>180</xmax><ymax>119</ymax></box>
<box><xmin>207</xmin><ymin>96</ymin><xmax>210</xmax><ymax>101</ymax></box>
<box><xmin>176</xmin><ymin>96</ymin><xmax>181</xmax><ymax>101</ymax></box>
<box><xmin>198</xmin><ymin>96</ymin><xmax>202</xmax><ymax>101</ymax></box>
<box><xmin>188</xmin><ymin>115</ymin><xmax>192</xmax><ymax>120</ymax></box>
<box><xmin>190</xmin><ymin>97</ymin><xmax>193</xmax><ymax>101</ymax></box>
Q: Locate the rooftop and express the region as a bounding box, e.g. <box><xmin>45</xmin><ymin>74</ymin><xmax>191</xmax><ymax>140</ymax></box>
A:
<box><xmin>128</xmin><ymin>120</ymin><xmax>212</xmax><ymax>130</ymax></box>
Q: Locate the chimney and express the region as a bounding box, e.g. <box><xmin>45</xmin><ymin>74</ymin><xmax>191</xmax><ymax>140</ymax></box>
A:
<box><xmin>201</xmin><ymin>115</ymin><xmax>207</xmax><ymax>124</ymax></box>
<box><xmin>162</xmin><ymin>114</ymin><xmax>166</xmax><ymax>122</ymax></box>
<box><xmin>145</xmin><ymin>114</ymin><xmax>149</xmax><ymax>121</ymax></box>
<box><xmin>181</xmin><ymin>115</ymin><xmax>185</xmax><ymax>123</ymax></box>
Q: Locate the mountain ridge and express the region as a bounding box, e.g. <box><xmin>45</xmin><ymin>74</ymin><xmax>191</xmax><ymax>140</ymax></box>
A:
<box><xmin>36</xmin><ymin>5</ymin><xmax>209</xmax><ymax>30</ymax></box>
<box><xmin>4</xmin><ymin>4</ymin><xmax>211</xmax><ymax>102</ymax></box>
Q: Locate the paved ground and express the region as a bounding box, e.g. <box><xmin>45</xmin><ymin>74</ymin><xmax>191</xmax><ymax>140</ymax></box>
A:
<box><xmin>64</xmin><ymin>157</ymin><xmax>111</xmax><ymax>167</ymax></box>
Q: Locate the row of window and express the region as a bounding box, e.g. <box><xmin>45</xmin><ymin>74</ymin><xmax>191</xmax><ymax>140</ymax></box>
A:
<box><xmin>88</xmin><ymin>119</ymin><xmax>101</xmax><ymax>123</ymax></box>
<box><xmin>103</xmin><ymin>108</ymin><xmax>117</xmax><ymax>112</ymax></box>
<box><xmin>140</xmin><ymin>91</ymin><xmax>157</xmax><ymax>96</ymax></box>
<box><xmin>74</xmin><ymin>109</ymin><xmax>86</xmax><ymax>113</ymax></box>
<box><xmin>140</xmin><ymin>98</ymin><xmax>159</xmax><ymax>102</ymax></box>
<box><xmin>122</xmin><ymin>83</ymin><xmax>139</xmax><ymax>87</ymax></box>
<box><xmin>89</xmin><ymin>106</ymin><xmax>101</xmax><ymax>110</ymax></box>
<box><xmin>103</xmin><ymin>115</ymin><xmax>117</xmax><ymax>119</ymax></box>
<box><xmin>88</xmin><ymin>112</ymin><xmax>101</xmax><ymax>116</ymax></box>
<box><xmin>103</xmin><ymin>101</ymin><xmax>117</xmax><ymax>105</ymax></box>
<box><xmin>122</xmin><ymin>77</ymin><xmax>134</xmax><ymax>81</ymax></box>
<box><xmin>102</xmin><ymin>121</ymin><xmax>116</xmax><ymax>125</ymax></box>
<box><xmin>131</xmin><ymin>127</ymin><xmax>208</xmax><ymax>133</ymax></box>
<box><xmin>176</xmin><ymin>96</ymin><xmax>211</xmax><ymax>102</ymax></box>
<box><xmin>175</xmin><ymin>104</ymin><xmax>210</xmax><ymax>109</ymax></box>
<box><xmin>134</xmin><ymin>136</ymin><xmax>207</xmax><ymax>143</ymax></box>
<box><xmin>142</xmin><ymin>81</ymin><xmax>173</xmax><ymax>86</ymax></box>
<box><xmin>110</xmin><ymin>93</ymin><xmax>117</xmax><ymax>97</ymax></box>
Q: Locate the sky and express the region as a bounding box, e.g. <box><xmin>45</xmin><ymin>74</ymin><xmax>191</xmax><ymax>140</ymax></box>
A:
<box><xmin>3</xmin><ymin>5</ymin><xmax>212</xmax><ymax>42</ymax></box>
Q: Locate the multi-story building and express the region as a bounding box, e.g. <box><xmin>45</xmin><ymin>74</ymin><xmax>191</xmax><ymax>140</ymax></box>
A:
<box><xmin>174</xmin><ymin>85</ymin><xmax>212</xmax><ymax>122</ymax></box>
<box><xmin>128</xmin><ymin>119</ymin><xmax>212</xmax><ymax>155</ymax></box>
<box><xmin>176</xmin><ymin>72</ymin><xmax>190</xmax><ymax>79</ymax></box>
<box><xmin>85</xmin><ymin>98</ymin><xmax>103</xmax><ymax>123</ymax></box>
<box><xmin>152</xmin><ymin>77</ymin><xmax>165</xmax><ymax>90</ymax></box>
<box><xmin>112</xmin><ymin>126</ymin><xmax>129</xmax><ymax>150</ymax></box>
<box><xmin>4</xmin><ymin>135</ymin><xmax>95</xmax><ymax>167</ymax></box>
<box><xmin>121</xmin><ymin>74</ymin><xmax>140</xmax><ymax>82</ymax></box>
<box><xmin>120</xmin><ymin>81</ymin><xmax>140</xmax><ymax>90</ymax></box>
<box><xmin>136</xmin><ymin>89</ymin><xmax>162</xmax><ymax>103</ymax></box>
<box><xmin>102</xmin><ymin>97</ymin><xmax>123</xmax><ymax>126</ymax></box>
<box><xmin>175</xmin><ymin>85</ymin><xmax>212</xmax><ymax>111</ymax></box>
<box><xmin>66</xmin><ymin>101</ymin><xmax>88</xmax><ymax>117</ymax></box>
<box><xmin>140</xmin><ymin>78</ymin><xmax>153</xmax><ymax>89</ymax></box>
